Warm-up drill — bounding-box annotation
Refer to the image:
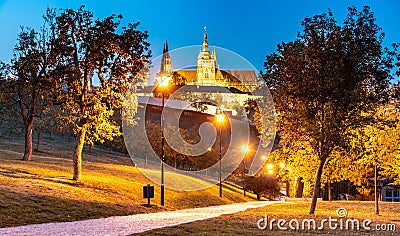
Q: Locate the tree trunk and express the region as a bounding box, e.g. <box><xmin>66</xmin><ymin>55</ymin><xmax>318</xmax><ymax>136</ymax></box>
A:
<box><xmin>328</xmin><ymin>181</ymin><xmax>332</xmax><ymax>202</ymax></box>
<box><xmin>286</xmin><ymin>180</ymin><xmax>290</xmax><ymax>197</ymax></box>
<box><xmin>73</xmin><ymin>128</ymin><xmax>87</xmax><ymax>181</ymax></box>
<box><xmin>309</xmin><ymin>158</ymin><xmax>327</xmax><ymax>214</ymax></box>
<box><xmin>295</xmin><ymin>177</ymin><xmax>304</xmax><ymax>198</ymax></box>
<box><xmin>36</xmin><ymin>130</ymin><xmax>41</xmax><ymax>152</ymax></box>
<box><xmin>22</xmin><ymin>120</ymin><xmax>34</xmax><ymax>161</ymax></box>
<box><xmin>375</xmin><ymin>164</ymin><xmax>379</xmax><ymax>215</ymax></box>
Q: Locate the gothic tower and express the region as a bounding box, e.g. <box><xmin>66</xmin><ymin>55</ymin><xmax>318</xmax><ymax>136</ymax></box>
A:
<box><xmin>159</xmin><ymin>40</ymin><xmax>172</xmax><ymax>76</ymax></box>
<box><xmin>197</xmin><ymin>27</ymin><xmax>217</xmax><ymax>85</ymax></box>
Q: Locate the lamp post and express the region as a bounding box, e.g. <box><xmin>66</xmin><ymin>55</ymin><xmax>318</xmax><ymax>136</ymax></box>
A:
<box><xmin>375</xmin><ymin>163</ymin><xmax>379</xmax><ymax>215</ymax></box>
<box><xmin>159</xmin><ymin>77</ymin><xmax>169</xmax><ymax>206</ymax></box>
<box><xmin>241</xmin><ymin>145</ymin><xmax>249</xmax><ymax>196</ymax></box>
<box><xmin>215</xmin><ymin>109</ymin><xmax>225</xmax><ymax>198</ymax></box>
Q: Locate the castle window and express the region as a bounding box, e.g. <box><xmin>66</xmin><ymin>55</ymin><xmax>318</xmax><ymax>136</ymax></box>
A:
<box><xmin>205</xmin><ymin>71</ymin><xmax>209</xmax><ymax>78</ymax></box>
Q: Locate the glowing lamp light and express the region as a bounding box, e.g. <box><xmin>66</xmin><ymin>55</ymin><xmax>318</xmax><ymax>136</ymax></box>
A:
<box><xmin>216</xmin><ymin>113</ymin><xmax>225</xmax><ymax>123</ymax></box>
<box><xmin>261</xmin><ymin>155</ymin><xmax>267</xmax><ymax>161</ymax></box>
<box><xmin>159</xmin><ymin>76</ymin><xmax>170</xmax><ymax>87</ymax></box>
<box><xmin>241</xmin><ymin>145</ymin><xmax>249</xmax><ymax>153</ymax></box>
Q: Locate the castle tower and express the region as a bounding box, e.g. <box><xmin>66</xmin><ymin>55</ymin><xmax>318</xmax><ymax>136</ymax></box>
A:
<box><xmin>156</xmin><ymin>40</ymin><xmax>172</xmax><ymax>85</ymax></box>
<box><xmin>197</xmin><ymin>26</ymin><xmax>217</xmax><ymax>85</ymax></box>
<box><xmin>159</xmin><ymin>40</ymin><xmax>172</xmax><ymax>76</ymax></box>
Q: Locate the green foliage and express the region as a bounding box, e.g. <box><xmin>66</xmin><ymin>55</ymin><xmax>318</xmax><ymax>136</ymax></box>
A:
<box><xmin>45</xmin><ymin>5</ymin><xmax>151</xmax><ymax>180</ymax></box>
<box><xmin>244</xmin><ymin>96</ymin><xmax>275</xmax><ymax>148</ymax></box>
<box><xmin>145</xmin><ymin>120</ymin><xmax>218</xmax><ymax>170</ymax></box>
<box><xmin>396</xmin><ymin>44</ymin><xmax>400</xmax><ymax>77</ymax></box>
<box><xmin>0</xmin><ymin>15</ymin><xmax>55</xmax><ymax>160</ymax></box>
<box><xmin>51</xmin><ymin>5</ymin><xmax>150</xmax><ymax>143</ymax></box>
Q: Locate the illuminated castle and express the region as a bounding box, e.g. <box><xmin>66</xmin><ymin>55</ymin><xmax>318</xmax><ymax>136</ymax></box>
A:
<box><xmin>156</xmin><ymin>27</ymin><xmax>258</xmax><ymax>92</ymax></box>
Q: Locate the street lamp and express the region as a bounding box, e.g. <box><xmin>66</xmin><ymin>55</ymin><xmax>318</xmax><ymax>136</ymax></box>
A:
<box><xmin>241</xmin><ymin>145</ymin><xmax>249</xmax><ymax>196</ymax></box>
<box><xmin>215</xmin><ymin>109</ymin><xmax>226</xmax><ymax>198</ymax></box>
<box><xmin>159</xmin><ymin>76</ymin><xmax>169</xmax><ymax>206</ymax></box>
<box><xmin>375</xmin><ymin>163</ymin><xmax>379</xmax><ymax>215</ymax></box>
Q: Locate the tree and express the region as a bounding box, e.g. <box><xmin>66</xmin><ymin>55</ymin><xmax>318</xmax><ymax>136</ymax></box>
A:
<box><xmin>397</xmin><ymin>45</ymin><xmax>400</xmax><ymax>78</ymax></box>
<box><xmin>350</xmin><ymin>103</ymin><xmax>400</xmax><ymax>209</ymax></box>
<box><xmin>263</xmin><ymin>6</ymin><xmax>393</xmax><ymax>214</ymax></box>
<box><xmin>50</xmin><ymin>6</ymin><xmax>151</xmax><ymax>180</ymax></box>
<box><xmin>0</xmin><ymin>87</ymin><xmax>9</xmax><ymax>136</ymax></box>
<box><xmin>34</xmin><ymin>100</ymin><xmax>61</xmax><ymax>150</ymax></box>
<box><xmin>0</xmin><ymin>12</ymin><xmax>55</xmax><ymax>160</ymax></box>
<box><xmin>246</xmin><ymin>174</ymin><xmax>280</xmax><ymax>200</ymax></box>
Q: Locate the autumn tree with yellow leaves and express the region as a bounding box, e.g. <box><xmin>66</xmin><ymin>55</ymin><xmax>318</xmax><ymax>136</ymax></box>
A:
<box><xmin>264</xmin><ymin>7</ymin><xmax>394</xmax><ymax>214</ymax></box>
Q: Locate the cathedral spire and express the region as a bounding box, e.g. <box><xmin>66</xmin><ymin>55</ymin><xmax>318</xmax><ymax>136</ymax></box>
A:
<box><xmin>204</xmin><ymin>26</ymin><xmax>207</xmax><ymax>42</ymax></box>
<box><xmin>197</xmin><ymin>27</ymin><xmax>216</xmax><ymax>85</ymax></box>
<box><xmin>159</xmin><ymin>40</ymin><xmax>172</xmax><ymax>76</ymax></box>
<box><xmin>202</xmin><ymin>26</ymin><xmax>209</xmax><ymax>52</ymax></box>
<box><xmin>213</xmin><ymin>45</ymin><xmax>216</xmax><ymax>58</ymax></box>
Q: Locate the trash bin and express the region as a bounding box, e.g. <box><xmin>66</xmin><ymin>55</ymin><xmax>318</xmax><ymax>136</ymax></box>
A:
<box><xmin>143</xmin><ymin>184</ymin><xmax>154</xmax><ymax>206</ymax></box>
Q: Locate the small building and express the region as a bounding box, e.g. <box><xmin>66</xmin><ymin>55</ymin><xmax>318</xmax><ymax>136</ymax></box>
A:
<box><xmin>381</xmin><ymin>186</ymin><xmax>400</xmax><ymax>202</ymax></box>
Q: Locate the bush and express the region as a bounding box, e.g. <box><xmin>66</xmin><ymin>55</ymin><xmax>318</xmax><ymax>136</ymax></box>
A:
<box><xmin>246</xmin><ymin>174</ymin><xmax>281</xmax><ymax>200</ymax></box>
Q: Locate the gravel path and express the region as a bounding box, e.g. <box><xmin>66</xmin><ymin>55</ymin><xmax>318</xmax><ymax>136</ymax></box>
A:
<box><xmin>0</xmin><ymin>201</ymin><xmax>278</xmax><ymax>236</ymax></box>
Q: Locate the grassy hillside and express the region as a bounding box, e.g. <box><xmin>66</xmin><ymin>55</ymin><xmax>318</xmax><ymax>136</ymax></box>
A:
<box><xmin>138</xmin><ymin>201</ymin><xmax>400</xmax><ymax>235</ymax></box>
<box><xmin>0</xmin><ymin>133</ymin><xmax>253</xmax><ymax>228</ymax></box>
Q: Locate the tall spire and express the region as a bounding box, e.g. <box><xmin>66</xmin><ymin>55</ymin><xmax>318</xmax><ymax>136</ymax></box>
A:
<box><xmin>197</xmin><ymin>27</ymin><xmax>216</xmax><ymax>85</ymax></box>
<box><xmin>158</xmin><ymin>40</ymin><xmax>172</xmax><ymax>76</ymax></box>
<box><xmin>213</xmin><ymin>45</ymin><xmax>216</xmax><ymax>59</ymax></box>
<box><xmin>202</xmin><ymin>26</ymin><xmax>209</xmax><ymax>52</ymax></box>
<box><xmin>203</xmin><ymin>26</ymin><xmax>207</xmax><ymax>42</ymax></box>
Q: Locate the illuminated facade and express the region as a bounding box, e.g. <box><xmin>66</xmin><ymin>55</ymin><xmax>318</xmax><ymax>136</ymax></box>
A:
<box><xmin>196</xmin><ymin>26</ymin><xmax>217</xmax><ymax>86</ymax></box>
<box><xmin>157</xmin><ymin>27</ymin><xmax>258</xmax><ymax>92</ymax></box>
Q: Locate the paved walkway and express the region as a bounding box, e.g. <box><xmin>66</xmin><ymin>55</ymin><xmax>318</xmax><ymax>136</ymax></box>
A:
<box><xmin>0</xmin><ymin>201</ymin><xmax>278</xmax><ymax>236</ymax></box>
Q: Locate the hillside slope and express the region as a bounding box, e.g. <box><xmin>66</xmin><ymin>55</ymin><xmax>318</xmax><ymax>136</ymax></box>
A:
<box><xmin>0</xmin><ymin>133</ymin><xmax>253</xmax><ymax>228</ymax></box>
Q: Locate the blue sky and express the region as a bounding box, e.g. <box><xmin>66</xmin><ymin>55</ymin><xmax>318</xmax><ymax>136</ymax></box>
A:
<box><xmin>0</xmin><ymin>0</ymin><xmax>399</xmax><ymax>71</ymax></box>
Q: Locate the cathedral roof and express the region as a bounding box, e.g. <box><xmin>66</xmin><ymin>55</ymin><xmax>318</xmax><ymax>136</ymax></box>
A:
<box><xmin>175</xmin><ymin>85</ymin><xmax>248</xmax><ymax>94</ymax></box>
<box><xmin>138</xmin><ymin>84</ymin><xmax>248</xmax><ymax>94</ymax></box>
<box><xmin>175</xmin><ymin>70</ymin><xmax>197</xmax><ymax>82</ymax></box>
<box><xmin>222</xmin><ymin>70</ymin><xmax>258</xmax><ymax>84</ymax></box>
<box><xmin>175</xmin><ymin>69</ymin><xmax>257</xmax><ymax>84</ymax></box>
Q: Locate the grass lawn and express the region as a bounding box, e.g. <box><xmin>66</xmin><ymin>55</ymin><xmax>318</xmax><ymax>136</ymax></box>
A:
<box><xmin>0</xmin><ymin>133</ymin><xmax>254</xmax><ymax>228</ymax></box>
<box><xmin>136</xmin><ymin>201</ymin><xmax>400</xmax><ymax>235</ymax></box>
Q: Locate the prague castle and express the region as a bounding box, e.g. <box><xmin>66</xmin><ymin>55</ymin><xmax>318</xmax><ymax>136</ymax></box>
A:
<box><xmin>156</xmin><ymin>27</ymin><xmax>258</xmax><ymax>93</ymax></box>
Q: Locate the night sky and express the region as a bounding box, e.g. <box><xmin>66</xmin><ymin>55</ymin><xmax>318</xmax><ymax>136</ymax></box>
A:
<box><xmin>0</xmin><ymin>0</ymin><xmax>399</xmax><ymax>71</ymax></box>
